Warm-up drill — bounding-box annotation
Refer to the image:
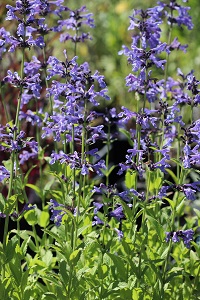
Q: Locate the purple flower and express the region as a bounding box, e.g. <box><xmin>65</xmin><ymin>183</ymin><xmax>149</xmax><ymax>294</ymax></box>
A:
<box><xmin>24</xmin><ymin>56</ymin><xmax>42</xmax><ymax>76</ymax></box>
<box><xmin>58</xmin><ymin>6</ymin><xmax>94</xmax><ymax>43</ymax></box>
<box><xmin>109</xmin><ymin>206</ymin><xmax>124</xmax><ymax>222</ymax></box>
<box><xmin>50</xmin><ymin>208</ymin><xmax>65</xmax><ymax>226</ymax></box>
<box><xmin>49</xmin><ymin>199</ymin><xmax>75</xmax><ymax>226</ymax></box>
<box><xmin>181</xmin><ymin>182</ymin><xmax>200</xmax><ymax>200</ymax></box>
<box><xmin>158</xmin><ymin>185</ymin><xmax>171</xmax><ymax>199</ymax></box>
<box><xmin>158</xmin><ymin>182</ymin><xmax>200</xmax><ymax>201</ymax></box>
<box><xmin>0</xmin><ymin>212</ymin><xmax>6</xmax><ymax>218</ymax></box>
<box><xmin>92</xmin><ymin>216</ymin><xmax>104</xmax><ymax>226</ymax></box>
<box><xmin>127</xmin><ymin>6</ymin><xmax>163</xmax><ymax>49</ymax></box>
<box><xmin>166</xmin><ymin>37</ymin><xmax>188</xmax><ymax>53</ymax></box>
<box><xmin>92</xmin><ymin>183</ymin><xmax>117</xmax><ymax>197</ymax></box>
<box><xmin>0</xmin><ymin>27</ymin><xmax>11</xmax><ymax>59</ymax></box>
<box><xmin>0</xmin><ymin>166</ymin><xmax>10</xmax><ymax>182</ymax></box>
<box><xmin>93</xmin><ymin>202</ymin><xmax>103</xmax><ymax>214</ymax></box>
<box><xmin>4</xmin><ymin>71</ymin><xmax>41</xmax><ymax>99</ymax></box>
<box><xmin>187</xmin><ymin>74</ymin><xmax>200</xmax><ymax>96</ymax></box>
<box><xmin>158</xmin><ymin>1</ymin><xmax>193</xmax><ymax>30</ymax></box>
<box><xmin>165</xmin><ymin>229</ymin><xmax>194</xmax><ymax>248</ymax></box>
<box><xmin>20</xmin><ymin>203</ymin><xmax>36</xmax><ymax>215</ymax></box>
<box><xmin>19</xmin><ymin>139</ymin><xmax>38</xmax><ymax>165</ymax></box>
<box><xmin>19</xmin><ymin>109</ymin><xmax>43</xmax><ymax>126</ymax></box>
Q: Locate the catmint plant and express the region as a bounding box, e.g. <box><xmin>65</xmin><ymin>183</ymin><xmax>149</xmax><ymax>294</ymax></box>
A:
<box><xmin>0</xmin><ymin>0</ymin><xmax>199</xmax><ymax>299</ymax></box>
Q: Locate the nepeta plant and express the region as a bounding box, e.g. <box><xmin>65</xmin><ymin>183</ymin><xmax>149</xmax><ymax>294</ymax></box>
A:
<box><xmin>0</xmin><ymin>0</ymin><xmax>199</xmax><ymax>299</ymax></box>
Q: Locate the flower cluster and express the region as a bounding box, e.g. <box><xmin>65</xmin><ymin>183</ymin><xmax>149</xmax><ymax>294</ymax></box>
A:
<box><xmin>49</xmin><ymin>199</ymin><xmax>76</xmax><ymax>226</ymax></box>
<box><xmin>165</xmin><ymin>229</ymin><xmax>194</xmax><ymax>248</ymax></box>
<box><xmin>0</xmin><ymin>125</ymin><xmax>38</xmax><ymax>165</ymax></box>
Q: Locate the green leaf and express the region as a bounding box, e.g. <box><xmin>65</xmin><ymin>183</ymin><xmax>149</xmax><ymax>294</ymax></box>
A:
<box><xmin>101</xmin><ymin>164</ymin><xmax>116</xmax><ymax>177</ymax></box>
<box><xmin>147</xmin><ymin>215</ymin><xmax>165</xmax><ymax>241</ymax></box>
<box><xmin>194</xmin><ymin>208</ymin><xmax>200</xmax><ymax>219</ymax></box>
<box><xmin>0</xmin><ymin>193</ymin><xmax>6</xmax><ymax>212</ymax></box>
<box><xmin>77</xmin><ymin>224</ymin><xmax>91</xmax><ymax>237</ymax></box>
<box><xmin>20</xmin><ymin>269</ymin><xmax>29</xmax><ymax>292</ymax></box>
<box><xmin>125</xmin><ymin>170</ymin><xmax>137</xmax><ymax>189</ymax></box>
<box><xmin>23</xmin><ymin>165</ymin><xmax>37</xmax><ymax>186</ymax></box>
<box><xmin>59</xmin><ymin>260</ymin><xmax>69</xmax><ymax>286</ymax></box>
<box><xmin>164</xmin><ymin>198</ymin><xmax>175</xmax><ymax>210</ymax></box>
<box><xmin>38</xmin><ymin>210</ymin><xmax>50</xmax><ymax>228</ymax></box>
<box><xmin>149</xmin><ymin>176</ymin><xmax>162</xmax><ymax>193</ymax></box>
<box><xmin>119</xmin><ymin>128</ymin><xmax>133</xmax><ymax>146</ymax></box>
<box><xmin>41</xmin><ymin>293</ymin><xmax>57</xmax><ymax>300</ymax></box>
<box><xmin>9</xmin><ymin>261</ymin><xmax>22</xmax><ymax>286</ymax></box>
<box><xmin>25</xmin><ymin>183</ymin><xmax>42</xmax><ymax>198</ymax></box>
<box><xmin>165</xmin><ymin>168</ymin><xmax>178</xmax><ymax>185</ymax></box>
<box><xmin>165</xmin><ymin>268</ymin><xmax>184</xmax><ymax>283</ymax></box>
<box><xmin>24</xmin><ymin>208</ymin><xmax>38</xmax><ymax>225</ymax></box>
<box><xmin>4</xmin><ymin>236</ymin><xmax>18</xmax><ymax>262</ymax></box>
<box><xmin>5</xmin><ymin>194</ymin><xmax>17</xmax><ymax>215</ymax></box>
<box><xmin>42</xmin><ymin>250</ymin><xmax>53</xmax><ymax>267</ymax></box>
<box><xmin>43</xmin><ymin>229</ymin><xmax>63</xmax><ymax>244</ymax></box>
<box><xmin>69</xmin><ymin>249</ymin><xmax>82</xmax><ymax>265</ymax></box>
<box><xmin>105</xmin><ymin>253</ymin><xmax>127</xmax><ymax>281</ymax></box>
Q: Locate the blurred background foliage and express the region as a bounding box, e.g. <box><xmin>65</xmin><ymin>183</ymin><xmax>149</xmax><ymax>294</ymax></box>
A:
<box><xmin>1</xmin><ymin>0</ymin><xmax>200</xmax><ymax>110</ymax></box>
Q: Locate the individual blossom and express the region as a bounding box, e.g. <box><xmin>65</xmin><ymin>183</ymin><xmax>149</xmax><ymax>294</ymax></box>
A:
<box><xmin>0</xmin><ymin>27</ymin><xmax>11</xmax><ymax>60</ymax></box>
<box><xmin>93</xmin><ymin>202</ymin><xmax>104</xmax><ymax>214</ymax></box>
<box><xmin>109</xmin><ymin>205</ymin><xmax>125</xmax><ymax>222</ymax></box>
<box><xmin>165</xmin><ymin>229</ymin><xmax>194</xmax><ymax>248</ymax></box>
<box><xmin>166</xmin><ymin>37</ymin><xmax>188</xmax><ymax>54</ymax></box>
<box><xmin>92</xmin><ymin>215</ymin><xmax>104</xmax><ymax>226</ymax></box>
<box><xmin>120</xmin><ymin>188</ymin><xmax>145</xmax><ymax>202</ymax></box>
<box><xmin>180</xmin><ymin>182</ymin><xmax>200</xmax><ymax>201</ymax></box>
<box><xmin>0</xmin><ymin>166</ymin><xmax>10</xmax><ymax>182</ymax></box>
<box><xmin>24</xmin><ymin>56</ymin><xmax>43</xmax><ymax>76</ymax></box>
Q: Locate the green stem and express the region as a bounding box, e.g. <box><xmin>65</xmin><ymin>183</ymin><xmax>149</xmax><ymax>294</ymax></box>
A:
<box><xmin>73</xmin><ymin>99</ymin><xmax>87</xmax><ymax>250</ymax></box>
